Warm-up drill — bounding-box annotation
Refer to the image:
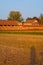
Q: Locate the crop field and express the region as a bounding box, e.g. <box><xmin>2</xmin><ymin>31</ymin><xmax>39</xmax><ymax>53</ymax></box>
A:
<box><xmin>0</xmin><ymin>33</ymin><xmax>43</xmax><ymax>65</ymax></box>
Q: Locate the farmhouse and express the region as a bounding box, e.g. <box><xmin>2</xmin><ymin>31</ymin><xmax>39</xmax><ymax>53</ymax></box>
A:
<box><xmin>23</xmin><ymin>18</ymin><xmax>39</xmax><ymax>26</ymax></box>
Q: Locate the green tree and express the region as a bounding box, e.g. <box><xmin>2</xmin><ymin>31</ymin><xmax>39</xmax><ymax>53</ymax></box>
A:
<box><xmin>8</xmin><ymin>11</ymin><xmax>24</xmax><ymax>22</ymax></box>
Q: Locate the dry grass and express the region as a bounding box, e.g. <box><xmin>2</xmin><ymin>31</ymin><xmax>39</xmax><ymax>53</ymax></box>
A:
<box><xmin>0</xmin><ymin>34</ymin><xmax>43</xmax><ymax>65</ymax></box>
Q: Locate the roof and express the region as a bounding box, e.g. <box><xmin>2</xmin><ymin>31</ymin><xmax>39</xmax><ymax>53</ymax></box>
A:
<box><xmin>26</xmin><ymin>19</ymin><xmax>38</xmax><ymax>23</ymax></box>
<box><xmin>0</xmin><ymin>20</ymin><xmax>19</xmax><ymax>26</ymax></box>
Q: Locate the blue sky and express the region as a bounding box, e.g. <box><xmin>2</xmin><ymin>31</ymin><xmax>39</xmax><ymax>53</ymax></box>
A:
<box><xmin>0</xmin><ymin>0</ymin><xmax>43</xmax><ymax>20</ymax></box>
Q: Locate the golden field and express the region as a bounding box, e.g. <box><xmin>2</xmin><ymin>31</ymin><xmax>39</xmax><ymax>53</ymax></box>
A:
<box><xmin>0</xmin><ymin>34</ymin><xmax>43</xmax><ymax>65</ymax></box>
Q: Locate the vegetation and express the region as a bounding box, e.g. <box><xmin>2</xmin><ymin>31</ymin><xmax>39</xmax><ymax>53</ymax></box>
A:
<box><xmin>0</xmin><ymin>34</ymin><xmax>43</xmax><ymax>65</ymax></box>
<box><xmin>0</xmin><ymin>10</ymin><xmax>43</xmax><ymax>24</ymax></box>
<box><xmin>26</xmin><ymin>14</ymin><xmax>43</xmax><ymax>24</ymax></box>
<box><xmin>26</xmin><ymin>17</ymin><xmax>39</xmax><ymax>21</ymax></box>
<box><xmin>0</xmin><ymin>10</ymin><xmax>43</xmax><ymax>65</ymax></box>
<box><xmin>0</xmin><ymin>31</ymin><xmax>43</xmax><ymax>35</ymax></box>
<box><xmin>8</xmin><ymin>11</ymin><xmax>24</xmax><ymax>22</ymax></box>
<box><xmin>39</xmin><ymin>14</ymin><xmax>43</xmax><ymax>24</ymax></box>
<box><xmin>30</xmin><ymin>46</ymin><xmax>36</xmax><ymax>65</ymax></box>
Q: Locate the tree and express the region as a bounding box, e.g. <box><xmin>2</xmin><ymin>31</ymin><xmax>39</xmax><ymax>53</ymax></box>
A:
<box><xmin>33</xmin><ymin>16</ymin><xmax>39</xmax><ymax>20</ymax></box>
<box><xmin>39</xmin><ymin>14</ymin><xmax>43</xmax><ymax>24</ymax></box>
<box><xmin>26</xmin><ymin>17</ymin><xmax>32</xmax><ymax>21</ymax></box>
<box><xmin>8</xmin><ymin>11</ymin><xmax>24</xmax><ymax>22</ymax></box>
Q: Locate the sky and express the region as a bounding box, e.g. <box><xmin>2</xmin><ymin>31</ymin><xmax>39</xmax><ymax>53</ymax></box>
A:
<box><xmin>0</xmin><ymin>0</ymin><xmax>43</xmax><ymax>20</ymax></box>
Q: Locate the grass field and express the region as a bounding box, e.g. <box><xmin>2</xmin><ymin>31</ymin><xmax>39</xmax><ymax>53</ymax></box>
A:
<box><xmin>0</xmin><ymin>33</ymin><xmax>43</xmax><ymax>65</ymax></box>
<box><xmin>0</xmin><ymin>30</ymin><xmax>43</xmax><ymax>35</ymax></box>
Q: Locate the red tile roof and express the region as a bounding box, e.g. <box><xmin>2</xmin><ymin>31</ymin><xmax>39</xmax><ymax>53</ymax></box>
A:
<box><xmin>0</xmin><ymin>20</ymin><xmax>19</xmax><ymax>26</ymax></box>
